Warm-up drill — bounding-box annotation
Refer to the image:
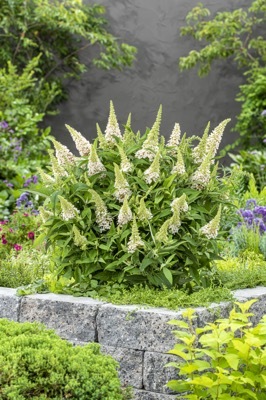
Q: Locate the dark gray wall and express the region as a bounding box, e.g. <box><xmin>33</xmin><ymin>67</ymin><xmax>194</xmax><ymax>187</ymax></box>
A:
<box><xmin>46</xmin><ymin>0</ymin><xmax>250</xmax><ymax>153</ymax></box>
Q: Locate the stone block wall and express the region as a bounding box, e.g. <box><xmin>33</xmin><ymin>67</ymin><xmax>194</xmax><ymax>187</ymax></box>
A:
<box><xmin>1</xmin><ymin>286</ymin><xmax>266</xmax><ymax>399</ymax></box>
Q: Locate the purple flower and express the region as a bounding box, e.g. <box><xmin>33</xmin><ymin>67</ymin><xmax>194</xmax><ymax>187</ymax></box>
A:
<box><xmin>246</xmin><ymin>199</ymin><xmax>257</xmax><ymax>208</ymax></box>
<box><xmin>13</xmin><ymin>244</ymin><xmax>22</xmax><ymax>251</ymax></box>
<box><xmin>27</xmin><ymin>231</ymin><xmax>35</xmax><ymax>240</ymax></box>
<box><xmin>32</xmin><ymin>175</ymin><xmax>38</xmax><ymax>184</ymax></box>
<box><xmin>0</xmin><ymin>121</ymin><xmax>9</xmax><ymax>129</ymax></box>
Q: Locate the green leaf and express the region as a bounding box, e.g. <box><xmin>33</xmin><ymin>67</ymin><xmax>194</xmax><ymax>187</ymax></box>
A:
<box><xmin>162</xmin><ymin>267</ymin><xmax>173</xmax><ymax>285</ymax></box>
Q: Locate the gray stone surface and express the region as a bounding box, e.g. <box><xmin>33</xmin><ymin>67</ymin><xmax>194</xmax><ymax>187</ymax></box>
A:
<box><xmin>101</xmin><ymin>345</ymin><xmax>143</xmax><ymax>388</ymax></box>
<box><xmin>20</xmin><ymin>293</ymin><xmax>103</xmax><ymax>341</ymax></box>
<box><xmin>133</xmin><ymin>389</ymin><xmax>181</xmax><ymax>400</ymax></box>
<box><xmin>97</xmin><ymin>304</ymin><xmax>186</xmax><ymax>352</ymax></box>
<box><xmin>143</xmin><ymin>352</ymin><xmax>179</xmax><ymax>394</ymax></box>
<box><xmin>0</xmin><ymin>287</ymin><xmax>20</xmax><ymax>321</ymax></box>
<box><xmin>46</xmin><ymin>0</ymin><xmax>251</xmax><ymax>157</ymax></box>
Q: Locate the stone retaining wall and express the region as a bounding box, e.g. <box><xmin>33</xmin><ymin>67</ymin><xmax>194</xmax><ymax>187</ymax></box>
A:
<box><xmin>1</xmin><ymin>286</ymin><xmax>266</xmax><ymax>399</ymax></box>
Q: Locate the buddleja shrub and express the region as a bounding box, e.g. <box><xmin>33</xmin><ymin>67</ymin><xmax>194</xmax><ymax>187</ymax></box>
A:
<box><xmin>166</xmin><ymin>300</ymin><xmax>266</xmax><ymax>399</ymax></box>
<box><xmin>37</xmin><ymin>102</ymin><xmax>231</xmax><ymax>290</ymax></box>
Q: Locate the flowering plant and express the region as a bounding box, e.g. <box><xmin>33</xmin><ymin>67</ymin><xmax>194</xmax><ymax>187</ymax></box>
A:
<box><xmin>37</xmin><ymin>102</ymin><xmax>231</xmax><ymax>290</ymax></box>
<box><xmin>0</xmin><ymin>205</ymin><xmax>40</xmax><ymax>258</ymax></box>
<box><xmin>0</xmin><ymin>120</ymin><xmax>44</xmax><ymax>217</ymax></box>
<box><xmin>229</xmin><ymin>199</ymin><xmax>266</xmax><ymax>258</ymax></box>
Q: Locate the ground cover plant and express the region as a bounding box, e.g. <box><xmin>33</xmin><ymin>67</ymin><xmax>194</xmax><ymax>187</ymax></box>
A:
<box><xmin>34</xmin><ymin>102</ymin><xmax>232</xmax><ymax>293</ymax></box>
<box><xmin>0</xmin><ymin>318</ymin><xmax>130</xmax><ymax>400</ymax></box>
<box><xmin>179</xmin><ymin>0</ymin><xmax>266</xmax><ymax>150</ymax></box>
<box><xmin>166</xmin><ymin>299</ymin><xmax>266</xmax><ymax>399</ymax></box>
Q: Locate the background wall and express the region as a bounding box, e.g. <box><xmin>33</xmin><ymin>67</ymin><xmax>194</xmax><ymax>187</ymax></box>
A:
<box><xmin>46</xmin><ymin>0</ymin><xmax>250</xmax><ymax>154</ymax></box>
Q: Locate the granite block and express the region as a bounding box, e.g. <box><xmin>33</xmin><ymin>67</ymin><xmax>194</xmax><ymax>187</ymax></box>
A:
<box><xmin>101</xmin><ymin>345</ymin><xmax>143</xmax><ymax>388</ymax></box>
<box><xmin>0</xmin><ymin>287</ymin><xmax>20</xmax><ymax>321</ymax></box>
<box><xmin>133</xmin><ymin>389</ymin><xmax>181</xmax><ymax>400</ymax></box>
<box><xmin>143</xmin><ymin>351</ymin><xmax>179</xmax><ymax>394</ymax></box>
<box><xmin>20</xmin><ymin>293</ymin><xmax>103</xmax><ymax>341</ymax></box>
<box><xmin>97</xmin><ymin>304</ymin><xmax>186</xmax><ymax>352</ymax></box>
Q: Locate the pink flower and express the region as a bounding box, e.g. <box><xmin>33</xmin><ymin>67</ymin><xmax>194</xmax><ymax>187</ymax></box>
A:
<box><xmin>0</xmin><ymin>220</ymin><xmax>8</xmax><ymax>225</ymax></box>
<box><xmin>1</xmin><ymin>236</ymin><xmax>7</xmax><ymax>245</ymax></box>
<box><xmin>23</xmin><ymin>213</ymin><xmax>29</xmax><ymax>217</ymax></box>
<box><xmin>27</xmin><ymin>231</ymin><xmax>35</xmax><ymax>240</ymax></box>
<box><xmin>13</xmin><ymin>244</ymin><xmax>22</xmax><ymax>251</ymax></box>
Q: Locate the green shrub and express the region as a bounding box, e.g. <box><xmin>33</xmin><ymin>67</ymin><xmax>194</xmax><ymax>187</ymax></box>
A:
<box><xmin>166</xmin><ymin>300</ymin><xmax>266</xmax><ymax>399</ymax></box>
<box><xmin>36</xmin><ymin>102</ymin><xmax>232</xmax><ymax>291</ymax></box>
<box><xmin>179</xmin><ymin>0</ymin><xmax>266</xmax><ymax>150</ymax></box>
<box><xmin>0</xmin><ymin>0</ymin><xmax>136</xmax><ymax>108</ymax></box>
<box><xmin>0</xmin><ymin>319</ymin><xmax>129</xmax><ymax>400</ymax></box>
<box><xmin>229</xmin><ymin>150</ymin><xmax>266</xmax><ymax>191</ymax></box>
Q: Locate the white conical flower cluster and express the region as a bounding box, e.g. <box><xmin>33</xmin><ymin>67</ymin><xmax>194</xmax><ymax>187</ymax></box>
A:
<box><xmin>137</xmin><ymin>198</ymin><xmax>153</xmax><ymax>222</ymax></box>
<box><xmin>127</xmin><ymin>216</ymin><xmax>145</xmax><ymax>253</ymax></box>
<box><xmin>58</xmin><ymin>196</ymin><xmax>79</xmax><ymax>221</ymax></box>
<box><xmin>155</xmin><ymin>219</ymin><xmax>171</xmax><ymax>243</ymax></box>
<box><xmin>205</xmin><ymin>119</ymin><xmax>231</xmax><ymax>159</ymax></box>
<box><xmin>87</xmin><ymin>144</ymin><xmax>106</xmax><ymax>177</ymax></box>
<box><xmin>117</xmin><ymin>146</ymin><xmax>133</xmax><ymax>173</ymax></box>
<box><xmin>136</xmin><ymin>106</ymin><xmax>162</xmax><ymax>161</ymax></box>
<box><xmin>123</xmin><ymin>113</ymin><xmax>136</xmax><ymax>147</ymax></box>
<box><xmin>89</xmin><ymin>189</ymin><xmax>112</xmax><ymax>232</ymax></box>
<box><xmin>73</xmin><ymin>225</ymin><xmax>88</xmax><ymax>250</ymax></box>
<box><xmin>39</xmin><ymin>206</ymin><xmax>53</xmax><ymax>223</ymax></box>
<box><xmin>114</xmin><ymin>164</ymin><xmax>132</xmax><ymax>202</ymax></box>
<box><xmin>96</xmin><ymin>123</ymin><xmax>108</xmax><ymax>149</ymax></box>
<box><xmin>144</xmin><ymin>151</ymin><xmax>161</xmax><ymax>184</ymax></box>
<box><xmin>171</xmin><ymin>194</ymin><xmax>188</xmax><ymax>213</ymax></box>
<box><xmin>105</xmin><ymin>101</ymin><xmax>122</xmax><ymax>145</ymax></box>
<box><xmin>171</xmin><ymin>148</ymin><xmax>186</xmax><ymax>175</ymax></box>
<box><xmin>190</xmin><ymin>154</ymin><xmax>212</xmax><ymax>190</ymax></box>
<box><xmin>65</xmin><ymin>124</ymin><xmax>91</xmax><ymax>156</ymax></box>
<box><xmin>37</xmin><ymin>168</ymin><xmax>55</xmax><ymax>184</ymax></box>
<box><xmin>48</xmin><ymin>150</ymin><xmax>68</xmax><ymax>179</ymax></box>
<box><xmin>192</xmin><ymin>122</ymin><xmax>210</xmax><ymax>164</ymax></box>
<box><xmin>51</xmin><ymin>138</ymin><xmax>75</xmax><ymax>167</ymax></box>
<box><xmin>200</xmin><ymin>205</ymin><xmax>221</xmax><ymax>239</ymax></box>
<box><xmin>167</xmin><ymin>123</ymin><xmax>181</xmax><ymax>147</ymax></box>
<box><xmin>118</xmin><ymin>196</ymin><xmax>133</xmax><ymax>226</ymax></box>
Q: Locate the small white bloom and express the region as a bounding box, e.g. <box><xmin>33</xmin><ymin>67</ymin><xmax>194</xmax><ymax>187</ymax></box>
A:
<box><xmin>118</xmin><ymin>196</ymin><xmax>133</xmax><ymax>226</ymax></box>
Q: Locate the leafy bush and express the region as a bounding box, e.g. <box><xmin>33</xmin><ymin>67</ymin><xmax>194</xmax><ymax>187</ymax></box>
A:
<box><xmin>229</xmin><ymin>149</ymin><xmax>266</xmax><ymax>191</ymax></box>
<box><xmin>0</xmin><ymin>319</ymin><xmax>129</xmax><ymax>400</ymax></box>
<box><xmin>166</xmin><ymin>300</ymin><xmax>266</xmax><ymax>399</ymax></box>
<box><xmin>0</xmin><ymin>0</ymin><xmax>136</xmax><ymax>216</ymax></box>
<box><xmin>0</xmin><ymin>59</ymin><xmax>54</xmax><ymax>216</ymax></box>
<box><xmin>179</xmin><ymin>0</ymin><xmax>266</xmax><ymax>149</ymax></box>
<box><xmin>0</xmin><ymin>0</ymin><xmax>136</xmax><ymax>108</ymax></box>
<box><xmin>36</xmin><ymin>102</ymin><xmax>232</xmax><ymax>291</ymax></box>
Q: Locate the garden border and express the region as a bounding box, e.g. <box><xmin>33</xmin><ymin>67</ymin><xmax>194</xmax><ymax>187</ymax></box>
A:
<box><xmin>1</xmin><ymin>286</ymin><xmax>266</xmax><ymax>399</ymax></box>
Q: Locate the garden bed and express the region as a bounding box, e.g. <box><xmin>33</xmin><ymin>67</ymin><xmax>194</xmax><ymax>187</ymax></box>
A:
<box><xmin>1</xmin><ymin>286</ymin><xmax>266</xmax><ymax>399</ymax></box>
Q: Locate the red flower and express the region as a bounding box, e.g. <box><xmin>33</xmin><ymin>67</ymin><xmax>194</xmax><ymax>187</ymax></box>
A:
<box><xmin>27</xmin><ymin>231</ymin><xmax>35</xmax><ymax>240</ymax></box>
<box><xmin>13</xmin><ymin>244</ymin><xmax>22</xmax><ymax>251</ymax></box>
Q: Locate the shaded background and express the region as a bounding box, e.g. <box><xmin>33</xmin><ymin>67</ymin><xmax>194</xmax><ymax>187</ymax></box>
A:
<box><xmin>46</xmin><ymin>0</ymin><xmax>250</xmax><ymax>153</ymax></box>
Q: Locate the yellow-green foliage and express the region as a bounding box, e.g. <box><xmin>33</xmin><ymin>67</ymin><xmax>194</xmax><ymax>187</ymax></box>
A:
<box><xmin>214</xmin><ymin>251</ymin><xmax>266</xmax><ymax>289</ymax></box>
<box><xmin>166</xmin><ymin>300</ymin><xmax>266</xmax><ymax>399</ymax></box>
<box><xmin>0</xmin><ymin>319</ymin><xmax>129</xmax><ymax>400</ymax></box>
